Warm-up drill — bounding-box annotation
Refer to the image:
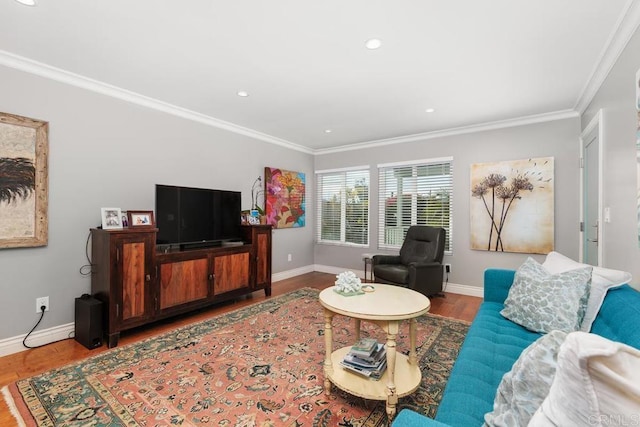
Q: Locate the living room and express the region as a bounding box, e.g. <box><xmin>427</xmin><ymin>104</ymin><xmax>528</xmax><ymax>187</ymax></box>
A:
<box><xmin>1</xmin><ymin>1</ymin><xmax>639</xmax><ymax>351</ymax></box>
<box><xmin>1</xmin><ymin>2</ymin><xmax>640</xmax><ymax>423</ymax></box>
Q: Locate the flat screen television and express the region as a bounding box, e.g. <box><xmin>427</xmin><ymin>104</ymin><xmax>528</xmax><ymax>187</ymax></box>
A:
<box><xmin>155</xmin><ymin>184</ymin><xmax>242</xmax><ymax>248</ymax></box>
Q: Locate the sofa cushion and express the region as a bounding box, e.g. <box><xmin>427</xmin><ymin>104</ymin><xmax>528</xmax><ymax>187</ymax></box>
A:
<box><xmin>529</xmin><ymin>332</ymin><xmax>640</xmax><ymax>426</ymax></box>
<box><xmin>542</xmin><ymin>251</ymin><xmax>632</xmax><ymax>332</ymax></box>
<box><xmin>590</xmin><ymin>285</ymin><xmax>640</xmax><ymax>348</ymax></box>
<box><xmin>434</xmin><ymin>301</ymin><xmax>541</xmax><ymax>426</ymax></box>
<box><xmin>393</xmin><ymin>409</ymin><xmax>450</xmax><ymax>427</ymax></box>
<box><xmin>483</xmin><ymin>330</ymin><xmax>567</xmax><ymax>427</ymax></box>
<box><xmin>500</xmin><ymin>257</ymin><xmax>591</xmax><ymax>333</ymax></box>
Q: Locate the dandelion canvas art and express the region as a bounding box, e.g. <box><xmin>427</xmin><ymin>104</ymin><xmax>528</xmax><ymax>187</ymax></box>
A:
<box><xmin>470</xmin><ymin>157</ymin><xmax>554</xmax><ymax>254</ymax></box>
<box><xmin>264</xmin><ymin>167</ymin><xmax>305</xmax><ymax>228</ymax></box>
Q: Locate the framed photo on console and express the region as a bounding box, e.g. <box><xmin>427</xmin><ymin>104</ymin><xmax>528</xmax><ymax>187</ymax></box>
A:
<box><xmin>101</xmin><ymin>207</ymin><xmax>123</xmax><ymax>230</ymax></box>
<box><xmin>127</xmin><ymin>210</ymin><xmax>155</xmax><ymax>228</ymax></box>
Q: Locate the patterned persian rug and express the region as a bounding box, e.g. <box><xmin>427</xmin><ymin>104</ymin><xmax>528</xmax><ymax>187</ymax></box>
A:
<box><xmin>3</xmin><ymin>288</ymin><xmax>469</xmax><ymax>427</ymax></box>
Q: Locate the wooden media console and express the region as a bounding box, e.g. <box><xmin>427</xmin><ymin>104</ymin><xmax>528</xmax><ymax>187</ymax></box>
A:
<box><xmin>91</xmin><ymin>225</ymin><xmax>271</xmax><ymax>347</ymax></box>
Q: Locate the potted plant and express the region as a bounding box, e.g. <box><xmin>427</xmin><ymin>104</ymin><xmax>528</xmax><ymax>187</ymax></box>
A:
<box><xmin>251</xmin><ymin>176</ymin><xmax>266</xmax><ymax>224</ymax></box>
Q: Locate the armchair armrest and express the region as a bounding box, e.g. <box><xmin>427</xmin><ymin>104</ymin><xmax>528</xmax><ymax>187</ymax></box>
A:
<box><xmin>409</xmin><ymin>261</ymin><xmax>443</xmax><ymax>276</ymax></box>
<box><xmin>483</xmin><ymin>268</ymin><xmax>516</xmax><ymax>303</ymax></box>
<box><xmin>372</xmin><ymin>255</ymin><xmax>401</xmax><ymax>265</ymax></box>
<box><xmin>409</xmin><ymin>261</ymin><xmax>442</xmax><ymax>270</ymax></box>
<box><xmin>409</xmin><ymin>261</ymin><xmax>444</xmax><ymax>295</ymax></box>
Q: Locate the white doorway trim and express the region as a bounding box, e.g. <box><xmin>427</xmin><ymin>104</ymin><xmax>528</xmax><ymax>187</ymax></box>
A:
<box><xmin>579</xmin><ymin>109</ymin><xmax>604</xmax><ymax>265</ymax></box>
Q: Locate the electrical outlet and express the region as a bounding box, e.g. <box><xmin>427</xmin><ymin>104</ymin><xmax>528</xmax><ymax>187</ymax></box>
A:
<box><xmin>287</xmin><ymin>253</ymin><xmax>292</xmax><ymax>262</ymax></box>
<box><xmin>36</xmin><ymin>296</ymin><xmax>50</xmax><ymax>313</ymax></box>
<box><xmin>444</xmin><ymin>264</ymin><xmax>451</xmax><ymax>274</ymax></box>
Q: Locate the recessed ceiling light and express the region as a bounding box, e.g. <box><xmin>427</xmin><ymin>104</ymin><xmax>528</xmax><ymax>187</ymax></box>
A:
<box><xmin>425</xmin><ymin>108</ymin><xmax>436</xmax><ymax>113</ymax></box>
<box><xmin>14</xmin><ymin>0</ymin><xmax>36</xmax><ymax>5</ymax></box>
<box><xmin>324</xmin><ymin>129</ymin><xmax>332</xmax><ymax>133</ymax></box>
<box><xmin>237</xmin><ymin>91</ymin><xmax>249</xmax><ymax>97</ymax></box>
<box><xmin>365</xmin><ymin>38</ymin><xmax>382</xmax><ymax>50</ymax></box>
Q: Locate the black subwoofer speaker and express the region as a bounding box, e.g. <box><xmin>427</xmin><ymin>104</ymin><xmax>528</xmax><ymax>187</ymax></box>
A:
<box><xmin>74</xmin><ymin>294</ymin><xmax>103</xmax><ymax>349</ymax></box>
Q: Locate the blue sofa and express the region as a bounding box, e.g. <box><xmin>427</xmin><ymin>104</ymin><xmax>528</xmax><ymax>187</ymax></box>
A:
<box><xmin>393</xmin><ymin>268</ymin><xmax>640</xmax><ymax>427</ymax></box>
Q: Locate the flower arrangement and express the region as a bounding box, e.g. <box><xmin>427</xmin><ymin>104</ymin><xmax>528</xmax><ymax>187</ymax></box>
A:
<box><xmin>251</xmin><ymin>176</ymin><xmax>265</xmax><ymax>216</ymax></box>
<box><xmin>334</xmin><ymin>271</ymin><xmax>363</xmax><ymax>295</ymax></box>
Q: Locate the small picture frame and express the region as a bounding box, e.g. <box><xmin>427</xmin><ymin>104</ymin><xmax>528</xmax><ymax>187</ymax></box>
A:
<box><xmin>241</xmin><ymin>210</ymin><xmax>251</xmax><ymax>225</ymax></box>
<box><xmin>101</xmin><ymin>207</ymin><xmax>123</xmax><ymax>230</ymax></box>
<box><xmin>127</xmin><ymin>210</ymin><xmax>155</xmax><ymax>228</ymax></box>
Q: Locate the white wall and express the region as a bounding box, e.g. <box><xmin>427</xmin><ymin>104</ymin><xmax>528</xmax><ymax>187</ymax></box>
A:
<box><xmin>0</xmin><ymin>65</ymin><xmax>314</xmax><ymax>341</ymax></box>
<box><xmin>581</xmin><ymin>27</ymin><xmax>640</xmax><ymax>287</ymax></box>
<box><xmin>314</xmin><ymin>118</ymin><xmax>582</xmax><ymax>289</ymax></box>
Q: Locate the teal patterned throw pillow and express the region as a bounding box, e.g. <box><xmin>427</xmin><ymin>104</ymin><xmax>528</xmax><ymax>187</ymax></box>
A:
<box><xmin>501</xmin><ymin>257</ymin><xmax>592</xmax><ymax>333</ymax></box>
<box><xmin>484</xmin><ymin>330</ymin><xmax>568</xmax><ymax>427</ymax></box>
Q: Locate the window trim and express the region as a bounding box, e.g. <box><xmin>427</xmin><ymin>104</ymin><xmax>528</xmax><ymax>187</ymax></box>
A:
<box><xmin>315</xmin><ymin>166</ymin><xmax>370</xmax><ymax>248</ymax></box>
<box><xmin>377</xmin><ymin>157</ymin><xmax>453</xmax><ymax>254</ymax></box>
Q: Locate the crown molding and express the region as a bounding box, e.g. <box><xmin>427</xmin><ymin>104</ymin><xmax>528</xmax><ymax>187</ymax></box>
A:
<box><xmin>313</xmin><ymin>109</ymin><xmax>579</xmax><ymax>155</ymax></box>
<box><xmin>0</xmin><ymin>50</ymin><xmax>313</xmax><ymax>155</ymax></box>
<box><xmin>574</xmin><ymin>0</ymin><xmax>640</xmax><ymax>113</ymax></box>
<box><xmin>4</xmin><ymin>0</ymin><xmax>637</xmax><ymax>160</ymax></box>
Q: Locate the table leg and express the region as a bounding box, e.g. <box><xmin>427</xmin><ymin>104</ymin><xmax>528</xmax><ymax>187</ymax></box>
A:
<box><xmin>353</xmin><ymin>318</ymin><xmax>361</xmax><ymax>341</ymax></box>
<box><xmin>323</xmin><ymin>309</ymin><xmax>334</xmax><ymax>395</ymax></box>
<box><xmin>409</xmin><ymin>318</ymin><xmax>417</xmax><ymax>365</ymax></box>
<box><xmin>363</xmin><ymin>257</ymin><xmax>374</xmax><ymax>282</ymax></box>
<box><xmin>384</xmin><ymin>320</ymin><xmax>400</xmax><ymax>419</ymax></box>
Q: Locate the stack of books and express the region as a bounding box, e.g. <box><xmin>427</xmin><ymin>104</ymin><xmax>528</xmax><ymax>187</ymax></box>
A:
<box><xmin>340</xmin><ymin>337</ymin><xmax>387</xmax><ymax>380</ymax></box>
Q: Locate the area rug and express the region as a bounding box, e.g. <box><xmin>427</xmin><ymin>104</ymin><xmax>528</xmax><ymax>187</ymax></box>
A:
<box><xmin>3</xmin><ymin>288</ymin><xmax>469</xmax><ymax>427</ymax></box>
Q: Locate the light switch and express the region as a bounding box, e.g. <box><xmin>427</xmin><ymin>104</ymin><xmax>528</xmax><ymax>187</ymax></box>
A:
<box><xmin>604</xmin><ymin>207</ymin><xmax>611</xmax><ymax>223</ymax></box>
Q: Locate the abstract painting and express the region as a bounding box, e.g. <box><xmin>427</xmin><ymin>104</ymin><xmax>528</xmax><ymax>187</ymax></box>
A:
<box><xmin>264</xmin><ymin>167</ymin><xmax>305</xmax><ymax>228</ymax></box>
<box><xmin>470</xmin><ymin>157</ymin><xmax>554</xmax><ymax>254</ymax></box>
<box><xmin>0</xmin><ymin>112</ymin><xmax>48</xmax><ymax>248</ymax></box>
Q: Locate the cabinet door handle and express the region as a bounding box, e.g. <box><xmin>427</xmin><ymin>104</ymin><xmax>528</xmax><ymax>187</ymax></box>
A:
<box><xmin>209</xmin><ymin>274</ymin><xmax>214</xmax><ymax>281</ymax></box>
<box><xmin>146</xmin><ymin>274</ymin><xmax>151</xmax><ymax>282</ymax></box>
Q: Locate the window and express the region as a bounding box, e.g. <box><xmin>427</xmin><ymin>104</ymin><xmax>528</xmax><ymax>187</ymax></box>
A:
<box><xmin>378</xmin><ymin>157</ymin><xmax>453</xmax><ymax>252</ymax></box>
<box><xmin>316</xmin><ymin>167</ymin><xmax>369</xmax><ymax>246</ymax></box>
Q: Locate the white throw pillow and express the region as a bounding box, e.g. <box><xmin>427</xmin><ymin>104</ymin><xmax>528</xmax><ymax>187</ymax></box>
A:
<box><xmin>484</xmin><ymin>330</ymin><xmax>567</xmax><ymax>427</ymax></box>
<box><xmin>528</xmin><ymin>332</ymin><xmax>640</xmax><ymax>427</ymax></box>
<box><xmin>542</xmin><ymin>252</ymin><xmax>632</xmax><ymax>332</ymax></box>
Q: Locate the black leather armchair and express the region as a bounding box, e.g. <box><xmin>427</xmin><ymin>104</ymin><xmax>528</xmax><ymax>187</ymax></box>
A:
<box><xmin>372</xmin><ymin>226</ymin><xmax>446</xmax><ymax>297</ymax></box>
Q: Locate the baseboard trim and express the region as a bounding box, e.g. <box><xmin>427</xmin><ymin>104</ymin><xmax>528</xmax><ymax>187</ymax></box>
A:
<box><xmin>442</xmin><ymin>282</ymin><xmax>484</xmax><ymax>298</ymax></box>
<box><xmin>272</xmin><ymin>265</ymin><xmax>316</xmax><ymax>283</ymax></box>
<box><xmin>313</xmin><ymin>264</ymin><xmax>365</xmax><ymax>279</ymax></box>
<box><xmin>0</xmin><ymin>322</ymin><xmax>75</xmax><ymax>357</ymax></box>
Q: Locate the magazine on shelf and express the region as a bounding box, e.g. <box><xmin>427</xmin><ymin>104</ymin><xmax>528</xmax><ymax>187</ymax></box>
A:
<box><xmin>344</xmin><ymin>344</ymin><xmax>386</xmax><ymax>367</ymax></box>
<box><xmin>341</xmin><ymin>340</ymin><xmax>388</xmax><ymax>380</ymax></box>
<box><xmin>340</xmin><ymin>358</ymin><xmax>387</xmax><ymax>380</ymax></box>
<box><xmin>350</xmin><ymin>337</ymin><xmax>378</xmax><ymax>356</ymax></box>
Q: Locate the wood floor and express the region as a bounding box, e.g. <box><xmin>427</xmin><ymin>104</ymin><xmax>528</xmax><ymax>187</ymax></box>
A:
<box><xmin>0</xmin><ymin>272</ymin><xmax>481</xmax><ymax>426</ymax></box>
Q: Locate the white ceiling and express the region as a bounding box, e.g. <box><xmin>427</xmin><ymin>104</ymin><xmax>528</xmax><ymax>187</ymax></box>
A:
<box><xmin>0</xmin><ymin>1</ymin><xmax>637</xmax><ymax>152</ymax></box>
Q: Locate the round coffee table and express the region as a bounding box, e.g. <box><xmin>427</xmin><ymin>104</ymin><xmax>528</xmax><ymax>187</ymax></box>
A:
<box><xmin>319</xmin><ymin>284</ymin><xmax>431</xmax><ymax>419</ymax></box>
